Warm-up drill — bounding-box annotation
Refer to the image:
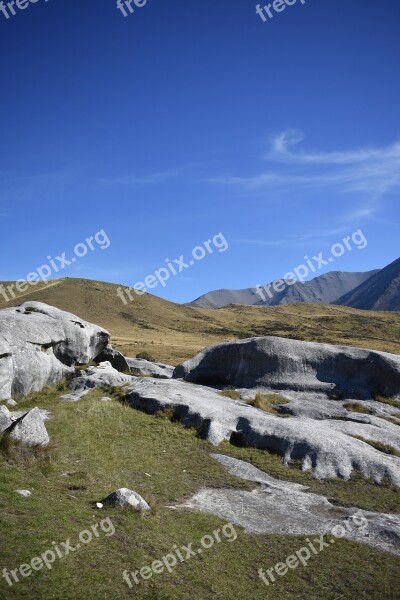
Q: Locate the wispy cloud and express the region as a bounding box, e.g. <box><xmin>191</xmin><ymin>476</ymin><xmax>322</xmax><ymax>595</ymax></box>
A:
<box><xmin>234</xmin><ymin>226</ymin><xmax>352</xmax><ymax>249</ymax></box>
<box><xmin>209</xmin><ymin>129</ymin><xmax>400</xmax><ymax>213</ymax></box>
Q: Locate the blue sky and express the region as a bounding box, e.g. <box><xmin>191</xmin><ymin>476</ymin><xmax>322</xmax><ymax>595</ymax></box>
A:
<box><xmin>1</xmin><ymin>0</ymin><xmax>399</xmax><ymax>303</ymax></box>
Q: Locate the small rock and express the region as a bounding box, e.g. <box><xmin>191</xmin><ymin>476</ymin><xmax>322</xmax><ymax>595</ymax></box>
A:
<box><xmin>6</xmin><ymin>407</ymin><xmax>49</xmax><ymax>446</ymax></box>
<box><xmin>7</xmin><ymin>399</ymin><xmax>17</xmax><ymax>407</ymax></box>
<box><xmin>15</xmin><ymin>490</ymin><xmax>31</xmax><ymax>497</ymax></box>
<box><xmin>101</xmin><ymin>397</ymin><xmax>112</xmax><ymax>402</ymax></box>
<box><xmin>103</xmin><ymin>488</ymin><xmax>150</xmax><ymax>511</ymax></box>
<box><xmin>96</xmin><ymin>502</ymin><xmax>104</xmax><ymax>509</ymax></box>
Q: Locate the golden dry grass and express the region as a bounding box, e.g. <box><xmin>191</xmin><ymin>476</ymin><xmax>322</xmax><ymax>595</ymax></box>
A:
<box><xmin>1</xmin><ymin>277</ymin><xmax>399</xmax><ymax>364</ymax></box>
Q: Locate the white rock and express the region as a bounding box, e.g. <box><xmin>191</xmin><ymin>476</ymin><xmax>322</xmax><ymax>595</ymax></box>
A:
<box><xmin>62</xmin><ymin>362</ymin><xmax>133</xmax><ymax>401</ymax></box>
<box><xmin>103</xmin><ymin>488</ymin><xmax>150</xmax><ymax>511</ymax></box>
<box><xmin>0</xmin><ymin>302</ymin><xmax>110</xmax><ymax>401</ymax></box>
<box><xmin>7</xmin><ymin>407</ymin><xmax>50</xmax><ymax>446</ymax></box>
<box><xmin>126</xmin><ymin>358</ymin><xmax>174</xmax><ymax>379</ymax></box>
<box><xmin>15</xmin><ymin>490</ymin><xmax>32</xmax><ymax>497</ymax></box>
<box><xmin>178</xmin><ymin>454</ymin><xmax>400</xmax><ymax>556</ymax></box>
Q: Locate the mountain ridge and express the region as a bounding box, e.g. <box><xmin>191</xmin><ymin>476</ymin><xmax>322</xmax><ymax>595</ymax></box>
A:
<box><xmin>188</xmin><ymin>269</ymin><xmax>380</xmax><ymax>309</ymax></box>
<box><xmin>336</xmin><ymin>257</ymin><xmax>400</xmax><ymax>311</ymax></box>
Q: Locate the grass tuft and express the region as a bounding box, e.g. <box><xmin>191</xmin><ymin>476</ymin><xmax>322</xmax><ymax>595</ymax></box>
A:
<box><xmin>0</xmin><ymin>434</ymin><xmax>57</xmax><ymax>472</ymax></box>
<box><xmin>343</xmin><ymin>402</ymin><xmax>373</xmax><ymax>415</ymax></box>
<box><xmin>219</xmin><ymin>388</ymin><xmax>241</xmax><ymax>400</ymax></box>
<box><xmin>353</xmin><ymin>435</ymin><xmax>400</xmax><ymax>457</ymax></box>
<box><xmin>247</xmin><ymin>393</ymin><xmax>289</xmax><ymax>416</ymax></box>
<box><xmin>136</xmin><ymin>351</ymin><xmax>156</xmax><ymax>362</ymax></box>
<box><xmin>373</xmin><ymin>394</ymin><xmax>400</xmax><ymax>410</ymax></box>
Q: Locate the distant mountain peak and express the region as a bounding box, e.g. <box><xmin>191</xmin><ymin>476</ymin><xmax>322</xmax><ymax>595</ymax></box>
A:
<box><xmin>188</xmin><ymin>267</ymin><xmax>392</xmax><ymax>310</ymax></box>
<box><xmin>335</xmin><ymin>257</ymin><xmax>400</xmax><ymax>311</ymax></box>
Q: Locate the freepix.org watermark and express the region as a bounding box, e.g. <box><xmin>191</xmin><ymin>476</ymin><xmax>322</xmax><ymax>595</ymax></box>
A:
<box><xmin>116</xmin><ymin>0</ymin><xmax>149</xmax><ymax>18</ymax></box>
<box><xmin>0</xmin><ymin>0</ymin><xmax>49</xmax><ymax>20</ymax></box>
<box><xmin>258</xmin><ymin>510</ymin><xmax>368</xmax><ymax>587</ymax></box>
<box><xmin>0</xmin><ymin>229</ymin><xmax>111</xmax><ymax>304</ymax></box>
<box><xmin>256</xmin><ymin>0</ymin><xmax>306</xmax><ymax>23</ymax></box>
<box><xmin>255</xmin><ymin>229</ymin><xmax>367</xmax><ymax>303</ymax></box>
<box><xmin>116</xmin><ymin>232</ymin><xmax>228</xmax><ymax>304</ymax></box>
<box><xmin>2</xmin><ymin>517</ymin><xmax>115</xmax><ymax>587</ymax></box>
<box><xmin>123</xmin><ymin>522</ymin><xmax>237</xmax><ymax>587</ymax></box>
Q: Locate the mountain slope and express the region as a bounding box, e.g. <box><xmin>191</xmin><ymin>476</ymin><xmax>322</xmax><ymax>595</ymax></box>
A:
<box><xmin>262</xmin><ymin>270</ymin><xmax>379</xmax><ymax>306</ymax></box>
<box><xmin>0</xmin><ymin>278</ymin><xmax>400</xmax><ymax>362</ymax></box>
<box><xmin>189</xmin><ymin>270</ymin><xmax>378</xmax><ymax>309</ymax></box>
<box><xmin>336</xmin><ymin>257</ymin><xmax>400</xmax><ymax>311</ymax></box>
<box><xmin>188</xmin><ymin>286</ymin><xmax>262</xmax><ymax>308</ymax></box>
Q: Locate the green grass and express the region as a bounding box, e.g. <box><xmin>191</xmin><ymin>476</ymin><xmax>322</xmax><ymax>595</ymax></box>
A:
<box><xmin>343</xmin><ymin>402</ymin><xmax>373</xmax><ymax>414</ymax></box>
<box><xmin>373</xmin><ymin>395</ymin><xmax>400</xmax><ymax>410</ymax></box>
<box><xmin>353</xmin><ymin>436</ymin><xmax>400</xmax><ymax>458</ymax></box>
<box><xmin>218</xmin><ymin>442</ymin><xmax>400</xmax><ymax>514</ymax></box>
<box><xmin>0</xmin><ymin>435</ymin><xmax>57</xmax><ymax>472</ymax></box>
<box><xmin>0</xmin><ymin>385</ymin><xmax>400</xmax><ymax>599</ymax></box>
<box><xmin>247</xmin><ymin>393</ymin><xmax>290</xmax><ymax>416</ymax></box>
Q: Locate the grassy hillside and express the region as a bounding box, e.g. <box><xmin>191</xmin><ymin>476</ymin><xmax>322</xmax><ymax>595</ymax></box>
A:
<box><xmin>0</xmin><ymin>278</ymin><xmax>399</xmax><ymax>363</ymax></box>
<box><xmin>1</xmin><ymin>386</ymin><xmax>399</xmax><ymax>600</ymax></box>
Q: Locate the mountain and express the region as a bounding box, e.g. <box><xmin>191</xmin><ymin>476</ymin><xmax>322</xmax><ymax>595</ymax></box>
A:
<box><xmin>189</xmin><ymin>270</ymin><xmax>379</xmax><ymax>309</ymax></box>
<box><xmin>187</xmin><ymin>286</ymin><xmax>262</xmax><ymax>309</ymax></box>
<box><xmin>0</xmin><ymin>277</ymin><xmax>399</xmax><ymax>362</ymax></box>
<box><xmin>336</xmin><ymin>257</ymin><xmax>400</xmax><ymax>311</ymax></box>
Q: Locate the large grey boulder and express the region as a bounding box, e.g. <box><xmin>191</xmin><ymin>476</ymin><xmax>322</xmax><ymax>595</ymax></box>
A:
<box><xmin>103</xmin><ymin>488</ymin><xmax>150</xmax><ymax>511</ymax></box>
<box><xmin>0</xmin><ymin>302</ymin><xmax>110</xmax><ymax>401</ymax></box>
<box><xmin>173</xmin><ymin>336</ymin><xmax>400</xmax><ymax>400</ymax></box>
<box><xmin>5</xmin><ymin>407</ymin><xmax>49</xmax><ymax>446</ymax></box>
<box><xmin>126</xmin><ymin>357</ymin><xmax>174</xmax><ymax>379</ymax></box>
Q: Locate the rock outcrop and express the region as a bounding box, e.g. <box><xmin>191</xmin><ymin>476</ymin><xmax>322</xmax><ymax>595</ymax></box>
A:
<box><xmin>121</xmin><ymin>377</ymin><xmax>400</xmax><ymax>485</ymax></box>
<box><xmin>0</xmin><ymin>302</ymin><xmax>110</xmax><ymax>401</ymax></box>
<box><xmin>173</xmin><ymin>336</ymin><xmax>400</xmax><ymax>400</ymax></box>
<box><xmin>62</xmin><ymin>361</ymin><xmax>133</xmax><ymax>401</ymax></box>
<box><xmin>178</xmin><ymin>454</ymin><xmax>400</xmax><ymax>556</ymax></box>
<box><xmin>62</xmin><ymin>362</ymin><xmax>400</xmax><ymax>485</ymax></box>
<box><xmin>126</xmin><ymin>357</ymin><xmax>174</xmax><ymax>379</ymax></box>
